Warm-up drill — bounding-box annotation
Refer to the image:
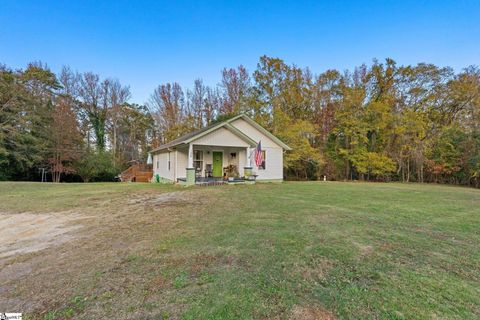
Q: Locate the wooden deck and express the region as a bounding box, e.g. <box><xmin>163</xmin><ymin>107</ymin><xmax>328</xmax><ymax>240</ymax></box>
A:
<box><xmin>120</xmin><ymin>163</ymin><xmax>153</xmax><ymax>182</ymax></box>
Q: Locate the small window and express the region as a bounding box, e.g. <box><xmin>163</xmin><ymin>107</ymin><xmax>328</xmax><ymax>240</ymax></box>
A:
<box><xmin>168</xmin><ymin>160</ymin><xmax>170</xmax><ymax>170</ymax></box>
<box><xmin>168</xmin><ymin>152</ymin><xmax>171</xmax><ymax>171</ymax></box>
<box><xmin>156</xmin><ymin>160</ymin><xmax>159</xmax><ymax>169</ymax></box>
<box><xmin>259</xmin><ymin>150</ymin><xmax>266</xmax><ymax>170</ymax></box>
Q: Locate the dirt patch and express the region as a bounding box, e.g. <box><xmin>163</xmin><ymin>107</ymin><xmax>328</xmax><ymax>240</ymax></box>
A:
<box><xmin>353</xmin><ymin>241</ymin><xmax>374</xmax><ymax>259</ymax></box>
<box><xmin>0</xmin><ymin>189</ymin><xmax>209</xmax><ymax>317</ymax></box>
<box><xmin>0</xmin><ymin>261</ymin><xmax>33</xmax><ymax>283</ymax></box>
<box><xmin>0</xmin><ymin>211</ymin><xmax>87</xmax><ymax>259</ymax></box>
<box><xmin>290</xmin><ymin>305</ymin><xmax>336</xmax><ymax>320</ymax></box>
<box><xmin>359</xmin><ymin>245</ymin><xmax>374</xmax><ymax>257</ymax></box>
<box><xmin>127</xmin><ymin>191</ymin><xmax>188</xmax><ymax>206</ymax></box>
<box><xmin>147</xmin><ymin>275</ymin><xmax>170</xmax><ymax>293</ymax></box>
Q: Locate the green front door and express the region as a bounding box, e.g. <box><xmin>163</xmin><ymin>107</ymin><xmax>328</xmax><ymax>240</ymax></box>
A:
<box><xmin>212</xmin><ymin>152</ymin><xmax>223</xmax><ymax>177</ymax></box>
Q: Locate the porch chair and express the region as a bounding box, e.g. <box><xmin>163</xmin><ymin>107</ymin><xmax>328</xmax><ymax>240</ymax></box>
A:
<box><xmin>204</xmin><ymin>164</ymin><xmax>213</xmax><ymax>178</ymax></box>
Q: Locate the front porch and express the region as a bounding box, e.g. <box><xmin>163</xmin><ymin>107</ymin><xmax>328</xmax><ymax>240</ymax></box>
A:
<box><xmin>181</xmin><ymin>143</ymin><xmax>256</xmax><ymax>186</ymax></box>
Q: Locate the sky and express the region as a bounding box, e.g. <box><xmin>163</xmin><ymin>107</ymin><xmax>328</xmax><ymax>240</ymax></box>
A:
<box><xmin>1</xmin><ymin>0</ymin><xmax>479</xmax><ymax>104</ymax></box>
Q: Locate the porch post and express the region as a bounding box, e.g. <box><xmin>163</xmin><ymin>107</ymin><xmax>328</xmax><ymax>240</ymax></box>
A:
<box><xmin>244</xmin><ymin>147</ymin><xmax>253</xmax><ymax>178</ymax></box>
<box><xmin>186</xmin><ymin>143</ymin><xmax>195</xmax><ymax>185</ymax></box>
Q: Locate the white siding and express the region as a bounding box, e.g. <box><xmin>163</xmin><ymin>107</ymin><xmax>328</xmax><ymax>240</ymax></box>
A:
<box><xmin>153</xmin><ymin>151</ymin><xmax>174</xmax><ymax>181</ymax></box>
<box><xmin>192</xmin><ymin>127</ymin><xmax>250</xmax><ymax>147</ymax></box>
<box><xmin>176</xmin><ymin>148</ymin><xmax>188</xmax><ymax>179</ymax></box>
<box><xmin>255</xmin><ymin>147</ymin><xmax>283</xmax><ymax>180</ymax></box>
<box><xmin>230</xmin><ymin>118</ymin><xmax>278</xmax><ymax>148</ymax></box>
<box><xmin>230</xmin><ymin>118</ymin><xmax>284</xmax><ymax>180</ymax></box>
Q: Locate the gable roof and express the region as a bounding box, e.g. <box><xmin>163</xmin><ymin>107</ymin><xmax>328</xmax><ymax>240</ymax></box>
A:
<box><xmin>151</xmin><ymin>114</ymin><xmax>291</xmax><ymax>153</ymax></box>
<box><xmin>232</xmin><ymin>115</ymin><xmax>292</xmax><ymax>150</ymax></box>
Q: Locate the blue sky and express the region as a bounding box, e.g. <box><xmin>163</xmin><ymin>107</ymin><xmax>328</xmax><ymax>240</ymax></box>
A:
<box><xmin>1</xmin><ymin>1</ymin><xmax>479</xmax><ymax>103</ymax></box>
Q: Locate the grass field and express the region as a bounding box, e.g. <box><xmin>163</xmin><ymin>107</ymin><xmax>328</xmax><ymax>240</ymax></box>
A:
<box><xmin>0</xmin><ymin>182</ymin><xmax>479</xmax><ymax>319</ymax></box>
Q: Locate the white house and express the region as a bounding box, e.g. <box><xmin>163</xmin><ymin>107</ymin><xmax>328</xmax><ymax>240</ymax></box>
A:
<box><xmin>151</xmin><ymin>114</ymin><xmax>291</xmax><ymax>185</ymax></box>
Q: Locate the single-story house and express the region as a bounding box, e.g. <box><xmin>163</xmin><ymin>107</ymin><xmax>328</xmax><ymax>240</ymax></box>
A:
<box><xmin>150</xmin><ymin>114</ymin><xmax>291</xmax><ymax>185</ymax></box>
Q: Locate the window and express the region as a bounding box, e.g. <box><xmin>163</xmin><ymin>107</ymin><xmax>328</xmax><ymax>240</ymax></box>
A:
<box><xmin>156</xmin><ymin>160</ymin><xmax>159</xmax><ymax>169</ymax></box>
<box><xmin>259</xmin><ymin>150</ymin><xmax>266</xmax><ymax>170</ymax></box>
<box><xmin>193</xmin><ymin>150</ymin><xmax>203</xmax><ymax>172</ymax></box>
<box><xmin>168</xmin><ymin>152</ymin><xmax>171</xmax><ymax>171</ymax></box>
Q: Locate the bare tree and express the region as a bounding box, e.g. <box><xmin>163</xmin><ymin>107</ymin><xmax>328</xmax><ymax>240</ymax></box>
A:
<box><xmin>75</xmin><ymin>72</ymin><xmax>106</xmax><ymax>150</ymax></box>
<box><xmin>188</xmin><ymin>79</ymin><xmax>207</xmax><ymax>128</ymax></box>
<box><xmin>148</xmin><ymin>83</ymin><xmax>187</xmax><ymax>142</ymax></box>
<box><xmin>187</xmin><ymin>80</ymin><xmax>221</xmax><ymax>127</ymax></box>
<box><xmin>59</xmin><ymin>66</ymin><xmax>80</xmax><ymax>97</ymax></box>
<box><xmin>220</xmin><ymin>65</ymin><xmax>250</xmax><ymax>114</ymax></box>
<box><xmin>204</xmin><ymin>86</ymin><xmax>221</xmax><ymax>124</ymax></box>
<box><xmin>75</xmin><ymin>72</ymin><xmax>131</xmax><ymax>151</ymax></box>
<box><xmin>107</xmin><ymin>79</ymin><xmax>131</xmax><ymax>160</ymax></box>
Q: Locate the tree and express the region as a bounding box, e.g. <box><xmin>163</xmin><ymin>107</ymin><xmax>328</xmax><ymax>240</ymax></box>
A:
<box><xmin>187</xmin><ymin>79</ymin><xmax>205</xmax><ymax>128</ymax></box>
<box><xmin>148</xmin><ymin>82</ymin><xmax>192</xmax><ymax>142</ymax></box>
<box><xmin>204</xmin><ymin>86</ymin><xmax>221</xmax><ymax>125</ymax></box>
<box><xmin>220</xmin><ymin>65</ymin><xmax>250</xmax><ymax>114</ymax></box>
<box><xmin>0</xmin><ymin>65</ymin><xmax>37</xmax><ymax>180</ymax></box>
<box><xmin>107</xmin><ymin>79</ymin><xmax>131</xmax><ymax>163</ymax></box>
<box><xmin>0</xmin><ymin>63</ymin><xmax>59</xmax><ymax>180</ymax></box>
<box><xmin>252</xmin><ymin>57</ymin><xmax>324</xmax><ymax>179</ymax></box>
<box><xmin>48</xmin><ymin>96</ymin><xmax>83</xmax><ymax>182</ymax></box>
<box><xmin>74</xmin><ymin>150</ymin><xmax>117</xmax><ymax>182</ymax></box>
<box><xmin>116</xmin><ymin>103</ymin><xmax>154</xmax><ymax>166</ymax></box>
<box><xmin>279</xmin><ymin>115</ymin><xmax>323</xmax><ymax>180</ymax></box>
<box><xmin>351</xmin><ymin>151</ymin><xmax>396</xmax><ymax>181</ymax></box>
<box><xmin>1</xmin><ymin>57</ymin><xmax>479</xmax><ymax>187</ymax></box>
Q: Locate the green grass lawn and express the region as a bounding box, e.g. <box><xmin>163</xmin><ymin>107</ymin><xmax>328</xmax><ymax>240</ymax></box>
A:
<box><xmin>0</xmin><ymin>182</ymin><xmax>479</xmax><ymax>319</ymax></box>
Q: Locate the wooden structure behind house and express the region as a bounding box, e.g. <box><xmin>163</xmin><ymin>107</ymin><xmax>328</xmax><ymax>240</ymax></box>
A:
<box><xmin>120</xmin><ymin>163</ymin><xmax>153</xmax><ymax>182</ymax></box>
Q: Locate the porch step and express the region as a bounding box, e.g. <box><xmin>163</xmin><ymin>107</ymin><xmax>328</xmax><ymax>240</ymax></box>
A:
<box><xmin>197</xmin><ymin>180</ymin><xmax>227</xmax><ymax>187</ymax></box>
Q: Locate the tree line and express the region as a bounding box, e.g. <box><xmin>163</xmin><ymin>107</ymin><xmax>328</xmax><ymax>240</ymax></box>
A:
<box><xmin>1</xmin><ymin>57</ymin><xmax>479</xmax><ymax>187</ymax></box>
<box><xmin>0</xmin><ymin>62</ymin><xmax>153</xmax><ymax>182</ymax></box>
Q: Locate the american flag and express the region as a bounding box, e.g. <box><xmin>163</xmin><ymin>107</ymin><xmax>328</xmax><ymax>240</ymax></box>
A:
<box><xmin>254</xmin><ymin>141</ymin><xmax>263</xmax><ymax>167</ymax></box>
